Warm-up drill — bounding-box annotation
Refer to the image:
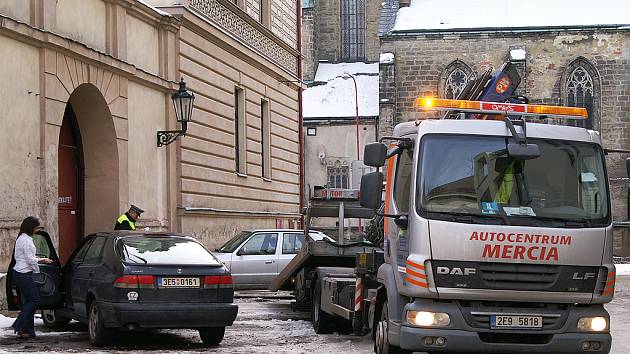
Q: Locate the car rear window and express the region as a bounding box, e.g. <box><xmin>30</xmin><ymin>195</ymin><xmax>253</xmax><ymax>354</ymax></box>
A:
<box><xmin>118</xmin><ymin>236</ymin><xmax>221</xmax><ymax>265</ymax></box>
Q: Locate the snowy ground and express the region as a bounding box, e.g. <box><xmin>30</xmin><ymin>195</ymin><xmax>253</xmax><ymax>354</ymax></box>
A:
<box><xmin>0</xmin><ymin>282</ymin><xmax>629</xmax><ymax>353</ymax></box>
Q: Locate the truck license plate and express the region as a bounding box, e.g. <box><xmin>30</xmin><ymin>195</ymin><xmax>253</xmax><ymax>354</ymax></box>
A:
<box><xmin>491</xmin><ymin>315</ymin><xmax>542</xmax><ymax>329</ymax></box>
<box><xmin>159</xmin><ymin>277</ymin><xmax>200</xmax><ymax>288</ymax></box>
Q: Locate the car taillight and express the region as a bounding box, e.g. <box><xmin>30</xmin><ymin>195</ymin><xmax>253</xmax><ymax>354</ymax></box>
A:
<box><xmin>220</xmin><ymin>275</ymin><xmax>233</xmax><ymax>288</ymax></box>
<box><xmin>204</xmin><ymin>275</ymin><xmax>233</xmax><ymax>289</ymax></box>
<box><xmin>115</xmin><ymin>275</ymin><xmax>155</xmax><ymax>289</ymax></box>
<box><xmin>204</xmin><ymin>275</ymin><xmax>220</xmax><ymax>289</ymax></box>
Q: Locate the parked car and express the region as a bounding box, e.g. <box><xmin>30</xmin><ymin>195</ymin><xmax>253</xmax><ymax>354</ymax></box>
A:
<box><xmin>213</xmin><ymin>229</ymin><xmax>332</xmax><ymax>289</ymax></box>
<box><xmin>5</xmin><ymin>230</ymin><xmax>238</xmax><ymax>347</ymax></box>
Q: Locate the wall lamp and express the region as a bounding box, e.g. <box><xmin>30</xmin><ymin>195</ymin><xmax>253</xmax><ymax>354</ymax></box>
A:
<box><xmin>157</xmin><ymin>77</ymin><xmax>195</xmax><ymax>147</ymax></box>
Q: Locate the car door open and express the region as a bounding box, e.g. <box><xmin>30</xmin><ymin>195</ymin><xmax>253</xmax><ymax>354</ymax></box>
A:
<box><xmin>5</xmin><ymin>230</ymin><xmax>62</xmax><ymax>310</ymax></box>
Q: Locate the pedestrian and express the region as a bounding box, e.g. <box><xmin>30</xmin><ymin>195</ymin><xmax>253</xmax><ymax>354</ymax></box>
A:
<box><xmin>114</xmin><ymin>204</ymin><xmax>144</xmax><ymax>230</ymax></box>
<box><xmin>11</xmin><ymin>216</ymin><xmax>53</xmax><ymax>339</ymax></box>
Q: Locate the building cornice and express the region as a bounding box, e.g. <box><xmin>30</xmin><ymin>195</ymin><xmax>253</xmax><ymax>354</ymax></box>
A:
<box><xmin>157</xmin><ymin>0</ymin><xmax>300</xmax><ymax>80</ymax></box>
<box><xmin>383</xmin><ymin>25</ymin><xmax>630</xmax><ymax>39</ymax></box>
<box><xmin>0</xmin><ymin>15</ymin><xmax>177</xmax><ymax>92</ymax></box>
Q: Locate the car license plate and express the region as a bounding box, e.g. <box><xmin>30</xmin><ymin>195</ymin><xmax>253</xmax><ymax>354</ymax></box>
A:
<box><xmin>490</xmin><ymin>315</ymin><xmax>543</xmax><ymax>329</ymax></box>
<box><xmin>159</xmin><ymin>277</ymin><xmax>200</xmax><ymax>288</ymax></box>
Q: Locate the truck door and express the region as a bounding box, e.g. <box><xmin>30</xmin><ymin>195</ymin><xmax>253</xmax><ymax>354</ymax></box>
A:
<box><xmin>230</xmin><ymin>232</ymin><xmax>279</xmax><ymax>288</ymax></box>
<box><xmin>5</xmin><ymin>230</ymin><xmax>62</xmax><ymax>310</ymax></box>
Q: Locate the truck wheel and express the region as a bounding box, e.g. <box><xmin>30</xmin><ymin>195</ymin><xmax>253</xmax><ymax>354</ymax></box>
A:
<box><xmin>312</xmin><ymin>279</ymin><xmax>335</xmax><ymax>334</ymax></box>
<box><xmin>199</xmin><ymin>327</ymin><xmax>225</xmax><ymax>346</ymax></box>
<box><xmin>41</xmin><ymin>309</ymin><xmax>70</xmax><ymax>329</ymax></box>
<box><xmin>88</xmin><ymin>301</ymin><xmax>112</xmax><ymax>347</ymax></box>
<box><xmin>374</xmin><ymin>300</ymin><xmax>411</xmax><ymax>354</ymax></box>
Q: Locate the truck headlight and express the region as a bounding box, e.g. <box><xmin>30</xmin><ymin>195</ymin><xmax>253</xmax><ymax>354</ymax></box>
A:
<box><xmin>577</xmin><ymin>317</ymin><xmax>608</xmax><ymax>332</ymax></box>
<box><xmin>406</xmin><ymin>311</ymin><xmax>450</xmax><ymax>327</ymax></box>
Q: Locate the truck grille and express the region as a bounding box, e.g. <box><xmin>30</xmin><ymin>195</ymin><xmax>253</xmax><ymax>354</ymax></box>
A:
<box><xmin>479</xmin><ymin>263</ymin><xmax>559</xmax><ymax>291</ymax></box>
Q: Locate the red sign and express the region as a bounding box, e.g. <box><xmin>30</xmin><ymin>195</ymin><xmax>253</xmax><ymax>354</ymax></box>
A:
<box><xmin>480</xmin><ymin>102</ymin><xmax>526</xmax><ymax>113</ymax></box>
<box><xmin>495</xmin><ymin>76</ymin><xmax>511</xmax><ymax>94</ymax></box>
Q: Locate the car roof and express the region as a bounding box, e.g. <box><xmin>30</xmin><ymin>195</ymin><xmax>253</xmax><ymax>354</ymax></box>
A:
<box><xmin>94</xmin><ymin>231</ymin><xmax>196</xmax><ymax>240</ymax></box>
<box><xmin>242</xmin><ymin>229</ymin><xmax>324</xmax><ymax>233</ymax></box>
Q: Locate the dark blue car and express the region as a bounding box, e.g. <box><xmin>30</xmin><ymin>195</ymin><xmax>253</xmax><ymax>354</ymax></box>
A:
<box><xmin>5</xmin><ymin>231</ymin><xmax>238</xmax><ymax>346</ymax></box>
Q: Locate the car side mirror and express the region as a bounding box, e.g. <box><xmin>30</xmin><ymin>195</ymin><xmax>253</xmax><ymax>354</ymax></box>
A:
<box><xmin>364</xmin><ymin>143</ymin><xmax>388</xmax><ymax>167</ymax></box>
<box><xmin>360</xmin><ymin>171</ymin><xmax>383</xmax><ymax>209</ymax></box>
<box><xmin>507</xmin><ymin>143</ymin><xmax>541</xmax><ymax>160</ymax></box>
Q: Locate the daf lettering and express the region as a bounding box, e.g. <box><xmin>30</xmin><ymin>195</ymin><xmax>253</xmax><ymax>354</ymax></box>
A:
<box><xmin>437</xmin><ymin>267</ymin><xmax>477</xmax><ymax>276</ymax></box>
<box><xmin>572</xmin><ymin>272</ymin><xmax>596</xmax><ymax>280</ymax></box>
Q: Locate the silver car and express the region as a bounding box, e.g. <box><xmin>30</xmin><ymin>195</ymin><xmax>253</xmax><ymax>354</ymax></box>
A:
<box><xmin>213</xmin><ymin>229</ymin><xmax>331</xmax><ymax>289</ymax></box>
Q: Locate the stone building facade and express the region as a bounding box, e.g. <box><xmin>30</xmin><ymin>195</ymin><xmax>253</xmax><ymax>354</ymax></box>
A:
<box><xmin>301</xmin><ymin>0</ymin><xmax>381</xmax><ymax>80</ymax></box>
<box><xmin>0</xmin><ymin>0</ymin><xmax>301</xmax><ymax>271</ymax></box>
<box><xmin>378</xmin><ymin>1</ymin><xmax>630</xmax><ymax>253</ymax></box>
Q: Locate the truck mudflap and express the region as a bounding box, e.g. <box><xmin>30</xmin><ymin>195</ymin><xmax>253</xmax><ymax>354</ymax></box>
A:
<box><xmin>397</xmin><ymin>299</ymin><xmax>611</xmax><ymax>354</ymax></box>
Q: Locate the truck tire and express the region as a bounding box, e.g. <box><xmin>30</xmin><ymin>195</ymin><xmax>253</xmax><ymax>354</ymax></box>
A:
<box><xmin>374</xmin><ymin>300</ymin><xmax>411</xmax><ymax>354</ymax></box>
<box><xmin>199</xmin><ymin>327</ymin><xmax>225</xmax><ymax>346</ymax></box>
<box><xmin>41</xmin><ymin>309</ymin><xmax>70</xmax><ymax>329</ymax></box>
<box><xmin>312</xmin><ymin>279</ymin><xmax>335</xmax><ymax>334</ymax></box>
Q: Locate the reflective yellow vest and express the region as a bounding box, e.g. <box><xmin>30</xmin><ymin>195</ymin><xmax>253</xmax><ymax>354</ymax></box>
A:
<box><xmin>116</xmin><ymin>214</ymin><xmax>135</xmax><ymax>230</ymax></box>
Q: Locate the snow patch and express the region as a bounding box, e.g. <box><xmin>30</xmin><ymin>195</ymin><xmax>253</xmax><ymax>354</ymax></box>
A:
<box><xmin>617</xmin><ymin>264</ymin><xmax>630</xmax><ymax>276</ymax></box>
<box><xmin>510</xmin><ymin>49</ymin><xmax>526</xmax><ymax>61</ymax></box>
<box><xmin>380</xmin><ymin>52</ymin><xmax>395</xmax><ymax>64</ymax></box>
<box><xmin>304</xmin><ymin>62</ymin><xmax>379</xmax><ymax>118</ymax></box>
<box><xmin>136</xmin><ymin>0</ymin><xmax>171</xmax><ymax>16</ymax></box>
<box><xmin>393</xmin><ymin>0</ymin><xmax>630</xmax><ymax>32</ymax></box>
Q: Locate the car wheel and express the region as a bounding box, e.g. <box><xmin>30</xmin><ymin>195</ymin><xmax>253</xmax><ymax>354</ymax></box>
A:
<box><xmin>312</xmin><ymin>278</ymin><xmax>335</xmax><ymax>334</ymax></box>
<box><xmin>199</xmin><ymin>327</ymin><xmax>225</xmax><ymax>346</ymax></box>
<box><xmin>41</xmin><ymin>310</ymin><xmax>70</xmax><ymax>329</ymax></box>
<box><xmin>374</xmin><ymin>300</ymin><xmax>411</xmax><ymax>354</ymax></box>
<box><xmin>88</xmin><ymin>301</ymin><xmax>111</xmax><ymax>347</ymax></box>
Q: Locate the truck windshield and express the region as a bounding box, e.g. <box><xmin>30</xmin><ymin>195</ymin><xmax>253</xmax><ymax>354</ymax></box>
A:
<box><xmin>417</xmin><ymin>134</ymin><xmax>610</xmax><ymax>227</ymax></box>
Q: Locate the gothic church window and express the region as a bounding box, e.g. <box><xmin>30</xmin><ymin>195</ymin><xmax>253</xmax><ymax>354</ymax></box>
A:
<box><xmin>562</xmin><ymin>58</ymin><xmax>600</xmax><ymax>130</ymax></box>
<box><xmin>327</xmin><ymin>164</ymin><xmax>349</xmax><ymax>189</ymax></box>
<box><xmin>439</xmin><ymin>61</ymin><xmax>475</xmax><ymax>99</ymax></box>
<box><xmin>340</xmin><ymin>0</ymin><xmax>365</xmax><ymax>61</ymax></box>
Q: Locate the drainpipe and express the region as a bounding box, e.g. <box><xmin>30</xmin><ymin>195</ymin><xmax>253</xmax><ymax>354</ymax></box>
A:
<box><xmin>297</xmin><ymin>0</ymin><xmax>305</xmax><ymax>228</ymax></box>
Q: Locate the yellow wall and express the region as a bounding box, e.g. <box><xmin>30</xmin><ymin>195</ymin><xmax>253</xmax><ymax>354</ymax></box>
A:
<box><xmin>127</xmin><ymin>81</ymin><xmax>168</xmax><ymax>227</ymax></box>
<box><xmin>126</xmin><ymin>13</ymin><xmax>160</xmax><ymax>75</ymax></box>
<box><xmin>0</xmin><ymin>36</ymin><xmax>41</xmax><ymax>218</ymax></box>
<box><xmin>55</xmin><ymin>0</ymin><xmax>107</xmax><ymax>52</ymax></box>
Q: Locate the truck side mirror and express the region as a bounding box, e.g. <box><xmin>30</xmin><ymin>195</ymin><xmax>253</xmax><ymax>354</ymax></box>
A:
<box><xmin>626</xmin><ymin>158</ymin><xmax>630</xmax><ymax>178</ymax></box>
<box><xmin>364</xmin><ymin>143</ymin><xmax>387</xmax><ymax>167</ymax></box>
<box><xmin>360</xmin><ymin>172</ymin><xmax>383</xmax><ymax>209</ymax></box>
<box><xmin>507</xmin><ymin>143</ymin><xmax>541</xmax><ymax>160</ymax></box>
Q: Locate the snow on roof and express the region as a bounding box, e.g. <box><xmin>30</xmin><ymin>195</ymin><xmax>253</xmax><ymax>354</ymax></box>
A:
<box><xmin>393</xmin><ymin>0</ymin><xmax>630</xmax><ymax>32</ymax></box>
<box><xmin>136</xmin><ymin>0</ymin><xmax>171</xmax><ymax>16</ymax></box>
<box><xmin>304</xmin><ymin>62</ymin><xmax>379</xmax><ymax>119</ymax></box>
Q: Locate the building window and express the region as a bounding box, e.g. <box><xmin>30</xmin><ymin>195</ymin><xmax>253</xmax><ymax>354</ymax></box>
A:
<box><xmin>261</xmin><ymin>99</ymin><xmax>271</xmax><ymax>179</ymax></box>
<box><xmin>439</xmin><ymin>61</ymin><xmax>475</xmax><ymax>99</ymax></box>
<box><xmin>340</xmin><ymin>0</ymin><xmax>365</xmax><ymax>61</ymax></box>
<box><xmin>307</xmin><ymin>127</ymin><xmax>317</xmax><ymax>136</ymax></box>
<box><xmin>327</xmin><ymin>165</ymin><xmax>349</xmax><ymax>189</ymax></box>
<box><xmin>302</xmin><ymin>0</ymin><xmax>314</xmax><ymax>8</ymax></box>
<box><xmin>235</xmin><ymin>87</ymin><xmax>247</xmax><ymax>174</ymax></box>
<box><xmin>562</xmin><ymin>57</ymin><xmax>600</xmax><ymax>130</ymax></box>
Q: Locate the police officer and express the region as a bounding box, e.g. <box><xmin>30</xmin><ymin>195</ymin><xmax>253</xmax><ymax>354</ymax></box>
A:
<box><xmin>114</xmin><ymin>204</ymin><xmax>144</xmax><ymax>230</ymax></box>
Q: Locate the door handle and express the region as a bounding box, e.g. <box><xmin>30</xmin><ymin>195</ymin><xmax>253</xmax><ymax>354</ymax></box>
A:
<box><xmin>265</xmin><ymin>260</ymin><xmax>274</xmax><ymax>264</ymax></box>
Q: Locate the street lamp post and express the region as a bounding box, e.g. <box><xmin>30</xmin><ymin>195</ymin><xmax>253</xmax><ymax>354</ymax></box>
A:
<box><xmin>342</xmin><ymin>73</ymin><xmax>360</xmax><ymax>161</ymax></box>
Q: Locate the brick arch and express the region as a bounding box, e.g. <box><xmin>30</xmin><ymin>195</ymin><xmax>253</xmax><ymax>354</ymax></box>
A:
<box><xmin>560</xmin><ymin>56</ymin><xmax>601</xmax><ymax>131</ymax></box>
<box><xmin>438</xmin><ymin>60</ymin><xmax>476</xmax><ymax>99</ymax></box>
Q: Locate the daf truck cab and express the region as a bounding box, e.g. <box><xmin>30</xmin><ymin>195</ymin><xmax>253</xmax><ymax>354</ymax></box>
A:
<box><xmin>359</xmin><ymin>99</ymin><xmax>616</xmax><ymax>353</ymax></box>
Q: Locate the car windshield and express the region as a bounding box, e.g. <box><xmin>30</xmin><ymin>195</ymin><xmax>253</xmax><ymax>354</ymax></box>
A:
<box><xmin>216</xmin><ymin>231</ymin><xmax>253</xmax><ymax>253</ymax></box>
<box><xmin>118</xmin><ymin>236</ymin><xmax>221</xmax><ymax>265</ymax></box>
<box><xmin>417</xmin><ymin>134</ymin><xmax>610</xmax><ymax>227</ymax></box>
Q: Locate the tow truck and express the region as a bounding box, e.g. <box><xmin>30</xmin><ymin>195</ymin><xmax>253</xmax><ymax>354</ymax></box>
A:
<box><xmin>271</xmin><ymin>63</ymin><xmax>619</xmax><ymax>353</ymax></box>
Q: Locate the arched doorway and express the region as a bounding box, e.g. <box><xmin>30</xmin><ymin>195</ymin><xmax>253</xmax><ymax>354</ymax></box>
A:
<box><xmin>57</xmin><ymin>83</ymin><xmax>119</xmax><ymax>262</ymax></box>
<box><xmin>58</xmin><ymin>105</ymin><xmax>84</xmax><ymax>263</ymax></box>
